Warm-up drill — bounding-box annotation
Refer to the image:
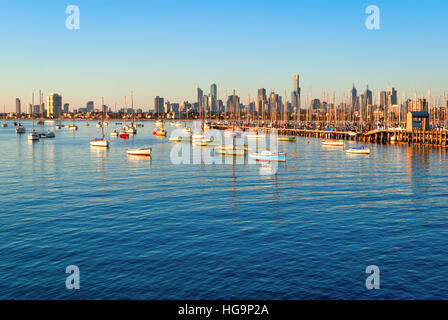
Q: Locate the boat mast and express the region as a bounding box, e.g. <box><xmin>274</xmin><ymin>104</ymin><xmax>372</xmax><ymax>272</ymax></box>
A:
<box><xmin>131</xmin><ymin>91</ymin><xmax>135</xmax><ymax>127</ymax></box>
<box><xmin>232</xmin><ymin>89</ymin><xmax>236</xmax><ymax>132</ymax></box>
<box><xmin>101</xmin><ymin>96</ymin><xmax>105</xmax><ymax>139</ymax></box>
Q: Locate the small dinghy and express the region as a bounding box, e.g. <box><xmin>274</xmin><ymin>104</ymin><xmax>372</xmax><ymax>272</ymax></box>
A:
<box><xmin>322</xmin><ymin>140</ymin><xmax>344</xmax><ymax>147</ymax></box>
<box><xmin>345</xmin><ymin>146</ymin><xmax>370</xmax><ymax>155</ymax></box>
<box><xmin>249</xmin><ymin>150</ymin><xmax>287</xmax><ymax>162</ymax></box>
<box><xmin>126</xmin><ymin>148</ymin><xmax>151</xmax><ymax>156</ymax></box>
<box><xmin>277</xmin><ymin>136</ymin><xmax>296</xmax><ymax>142</ymax></box>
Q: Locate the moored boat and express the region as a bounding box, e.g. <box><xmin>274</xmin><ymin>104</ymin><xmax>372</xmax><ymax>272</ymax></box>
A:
<box><xmin>90</xmin><ymin>139</ymin><xmax>109</xmax><ymax>147</ymax></box>
<box><xmin>345</xmin><ymin>146</ymin><xmax>371</xmax><ymax>155</ymax></box>
<box><xmin>322</xmin><ymin>140</ymin><xmax>344</xmax><ymax>147</ymax></box>
<box><xmin>277</xmin><ymin>136</ymin><xmax>296</xmax><ymax>142</ymax></box>
<box><xmin>249</xmin><ymin>150</ymin><xmax>287</xmax><ymax>162</ymax></box>
<box><xmin>126</xmin><ymin>148</ymin><xmax>152</xmax><ymax>156</ymax></box>
<box><xmin>15</xmin><ymin>124</ymin><xmax>26</xmax><ymax>134</ymax></box>
<box><xmin>40</xmin><ymin>130</ymin><xmax>55</xmax><ymax>139</ymax></box>
<box><xmin>119</xmin><ymin>131</ymin><xmax>129</xmax><ymax>139</ymax></box>
<box><xmin>28</xmin><ymin>130</ymin><xmax>40</xmax><ymax>141</ymax></box>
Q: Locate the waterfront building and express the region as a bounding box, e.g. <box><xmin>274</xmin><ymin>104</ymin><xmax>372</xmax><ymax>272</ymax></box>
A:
<box><xmin>409</xmin><ymin>98</ymin><xmax>428</xmax><ymax>112</ymax></box>
<box><xmin>364</xmin><ymin>86</ymin><xmax>373</xmax><ymax>107</ymax></box>
<box><xmin>27</xmin><ymin>104</ymin><xmax>33</xmax><ymax>115</ymax></box>
<box><xmin>257</xmin><ymin>88</ymin><xmax>267</xmax><ymax>114</ymax></box>
<box><xmin>197</xmin><ymin>87</ymin><xmax>203</xmax><ymax>109</ymax></box>
<box><xmin>350</xmin><ymin>84</ymin><xmax>357</xmax><ymax>110</ymax></box>
<box><xmin>171</xmin><ymin>103</ymin><xmax>179</xmax><ymax>113</ymax></box>
<box><xmin>379</xmin><ymin>91</ymin><xmax>387</xmax><ymax>107</ymax></box>
<box><xmin>16</xmin><ymin>98</ymin><xmax>21</xmax><ymax>116</ymax></box>
<box><xmin>389</xmin><ymin>88</ymin><xmax>398</xmax><ymax>105</ymax></box>
<box><xmin>46</xmin><ymin>94</ymin><xmax>62</xmax><ymax>118</ymax></box>
<box><xmin>63</xmin><ymin>103</ymin><xmax>69</xmax><ymax>114</ymax></box>
<box><xmin>164</xmin><ymin>101</ymin><xmax>171</xmax><ymax>113</ymax></box>
<box><xmin>291</xmin><ymin>74</ymin><xmax>301</xmax><ymax>110</ymax></box>
<box><xmin>86</xmin><ymin>101</ymin><xmax>94</xmax><ymax>112</ymax></box>
<box><xmin>210</xmin><ymin>83</ymin><xmax>217</xmax><ymax>101</ymax></box>
<box><xmin>226</xmin><ymin>95</ymin><xmax>240</xmax><ymax>113</ymax></box>
<box><xmin>154</xmin><ymin>96</ymin><xmax>165</xmax><ymax>114</ymax></box>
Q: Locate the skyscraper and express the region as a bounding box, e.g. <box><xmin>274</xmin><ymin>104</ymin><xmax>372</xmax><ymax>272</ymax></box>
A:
<box><xmin>154</xmin><ymin>96</ymin><xmax>165</xmax><ymax>114</ymax></box>
<box><xmin>291</xmin><ymin>74</ymin><xmax>301</xmax><ymax>110</ymax></box>
<box><xmin>379</xmin><ymin>91</ymin><xmax>387</xmax><ymax>107</ymax></box>
<box><xmin>15</xmin><ymin>98</ymin><xmax>21</xmax><ymax>116</ymax></box>
<box><xmin>63</xmin><ymin>103</ymin><xmax>69</xmax><ymax>114</ymax></box>
<box><xmin>86</xmin><ymin>101</ymin><xmax>94</xmax><ymax>112</ymax></box>
<box><xmin>389</xmin><ymin>88</ymin><xmax>397</xmax><ymax>105</ymax></box>
<box><xmin>257</xmin><ymin>88</ymin><xmax>266</xmax><ymax>113</ymax></box>
<box><xmin>293</xmin><ymin>74</ymin><xmax>300</xmax><ymax>93</ymax></box>
<box><xmin>197</xmin><ymin>87</ymin><xmax>203</xmax><ymax>109</ymax></box>
<box><xmin>210</xmin><ymin>83</ymin><xmax>217</xmax><ymax>100</ymax></box>
<box><xmin>47</xmin><ymin>93</ymin><xmax>62</xmax><ymax>118</ymax></box>
<box><xmin>364</xmin><ymin>86</ymin><xmax>373</xmax><ymax>106</ymax></box>
<box><xmin>350</xmin><ymin>84</ymin><xmax>358</xmax><ymax>110</ymax></box>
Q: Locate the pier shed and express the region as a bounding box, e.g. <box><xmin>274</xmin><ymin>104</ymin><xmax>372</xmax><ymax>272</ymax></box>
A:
<box><xmin>406</xmin><ymin>111</ymin><xmax>429</xmax><ymax>132</ymax></box>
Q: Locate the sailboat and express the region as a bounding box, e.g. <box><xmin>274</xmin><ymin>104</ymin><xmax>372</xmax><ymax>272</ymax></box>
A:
<box><xmin>192</xmin><ymin>94</ymin><xmax>214</xmax><ymax>146</ymax></box>
<box><xmin>278</xmin><ymin>90</ymin><xmax>296</xmax><ymax>142</ymax></box>
<box><xmin>90</xmin><ymin>97</ymin><xmax>109</xmax><ymax>148</ymax></box>
<box><xmin>127</xmin><ymin>91</ymin><xmax>137</xmax><ymax>134</ymax></box>
<box><xmin>249</xmin><ymin>150</ymin><xmax>287</xmax><ymax>162</ymax></box>
<box><xmin>345</xmin><ymin>145</ymin><xmax>371</xmax><ymax>155</ymax></box>
<box><xmin>28</xmin><ymin>93</ymin><xmax>39</xmax><ymax>141</ymax></box>
<box><xmin>1</xmin><ymin>105</ymin><xmax>7</xmax><ymax>128</ymax></box>
<box><xmin>38</xmin><ymin>91</ymin><xmax>55</xmax><ymax>139</ymax></box>
<box><xmin>217</xmin><ymin>90</ymin><xmax>247</xmax><ymax>155</ymax></box>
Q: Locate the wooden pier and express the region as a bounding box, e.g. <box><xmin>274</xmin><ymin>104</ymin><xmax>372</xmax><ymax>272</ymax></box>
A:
<box><xmin>211</xmin><ymin>124</ymin><xmax>448</xmax><ymax>147</ymax></box>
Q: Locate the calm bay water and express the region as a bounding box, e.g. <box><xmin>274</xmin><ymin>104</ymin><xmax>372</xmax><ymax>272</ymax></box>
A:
<box><xmin>0</xmin><ymin>120</ymin><xmax>447</xmax><ymax>299</ymax></box>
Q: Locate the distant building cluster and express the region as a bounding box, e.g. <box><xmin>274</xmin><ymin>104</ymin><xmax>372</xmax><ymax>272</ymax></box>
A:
<box><xmin>9</xmin><ymin>76</ymin><xmax>448</xmax><ymax>126</ymax></box>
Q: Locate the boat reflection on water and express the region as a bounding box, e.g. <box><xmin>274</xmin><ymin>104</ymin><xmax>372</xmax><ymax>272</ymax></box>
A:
<box><xmin>126</xmin><ymin>154</ymin><xmax>152</xmax><ymax>164</ymax></box>
<box><xmin>259</xmin><ymin>162</ymin><xmax>279</xmax><ymax>176</ymax></box>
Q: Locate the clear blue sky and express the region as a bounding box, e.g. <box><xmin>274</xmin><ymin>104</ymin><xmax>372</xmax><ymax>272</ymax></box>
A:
<box><xmin>0</xmin><ymin>0</ymin><xmax>446</xmax><ymax>111</ymax></box>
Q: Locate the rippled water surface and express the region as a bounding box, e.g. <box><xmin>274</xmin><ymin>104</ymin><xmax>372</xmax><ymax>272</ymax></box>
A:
<box><xmin>0</xmin><ymin>121</ymin><xmax>447</xmax><ymax>299</ymax></box>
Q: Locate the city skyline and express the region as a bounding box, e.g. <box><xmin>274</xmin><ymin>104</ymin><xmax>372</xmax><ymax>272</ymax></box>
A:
<box><xmin>0</xmin><ymin>0</ymin><xmax>447</xmax><ymax>110</ymax></box>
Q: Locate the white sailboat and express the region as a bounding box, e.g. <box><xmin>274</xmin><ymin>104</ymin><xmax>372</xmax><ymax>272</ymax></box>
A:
<box><xmin>1</xmin><ymin>105</ymin><xmax>7</xmax><ymax>128</ymax></box>
<box><xmin>28</xmin><ymin>92</ymin><xmax>39</xmax><ymax>141</ymax></box>
<box><xmin>90</xmin><ymin>97</ymin><xmax>109</xmax><ymax>148</ymax></box>
<box><xmin>127</xmin><ymin>91</ymin><xmax>137</xmax><ymax>134</ymax></box>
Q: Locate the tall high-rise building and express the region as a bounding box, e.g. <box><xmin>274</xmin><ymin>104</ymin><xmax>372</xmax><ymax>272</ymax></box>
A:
<box><xmin>154</xmin><ymin>96</ymin><xmax>165</xmax><ymax>113</ymax></box>
<box><xmin>47</xmin><ymin>94</ymin><xmax>62</xmax><ymax>118</ymax></box>
<box><xmin>379</xmin><ymin>91</ymin><xmax>387</xmax><ymax>107</ymax></box>
<box><xmin>63</xmin><ymin>103</ymin><xmax>69</xmax><ymax>114</ymax></box>
<box><xmin>226</xmin><ymin>95</ymin><xmax>240</xmax><ymax>113</ymax></box>
<box><xmin>202</xmin><ymin>95</ymin><xmax>208</xmax><ymax>111</ymax></box>
<box><xmin>15</xmin><ymin>98</ymin><xmax>21</xmax><ymax>115</ymax></box>
<box><xmin>197</xmin><ymin>87</ymin><xmax>203</xmax><ymax>109</ymax></box>
<box><xmin>86</xmin><ymin>101</ymin><xmax>94</xmax><ymax>112</ymax></box>
<box><xmin>257</xmin><ymin>88</ymin><xmax>266</xmax><ymax>113</ymax></box>
<box><xmin>350</xmin><ymin>84</ymin><xmax>358</xmax><ymax>110</ymax></box>
<box><xmin>164</xmin><ymin>101</ymin><xmax>171</xmax><ymax>113</ymax></box>
<box><xmin>27</xmin><ymin>104</ymin><xmax>33</xmax><ymax>115</ymax></box>
<box><xmin>389</xmin><ymin>88</ymin><xmax>397</xmax><ymax>105</ymax></box>
<box><xmin>210</xmin><ymin>83</ymin><xmax>217</xmax><ymax>101</ymax></box>
<box><xmin>293</xmin><ymin>74</ymin><xmax>300</xmax><ymax>93</ymax></box>
<box><xmin>364</xmin><ymin>86</ymin><xmax>373</xmax><ymax>106</ymax></box>
<box><xmin>291</xmin><ymin>74</ymin><xmax>301</xmax><ymax>110</ymax></box>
